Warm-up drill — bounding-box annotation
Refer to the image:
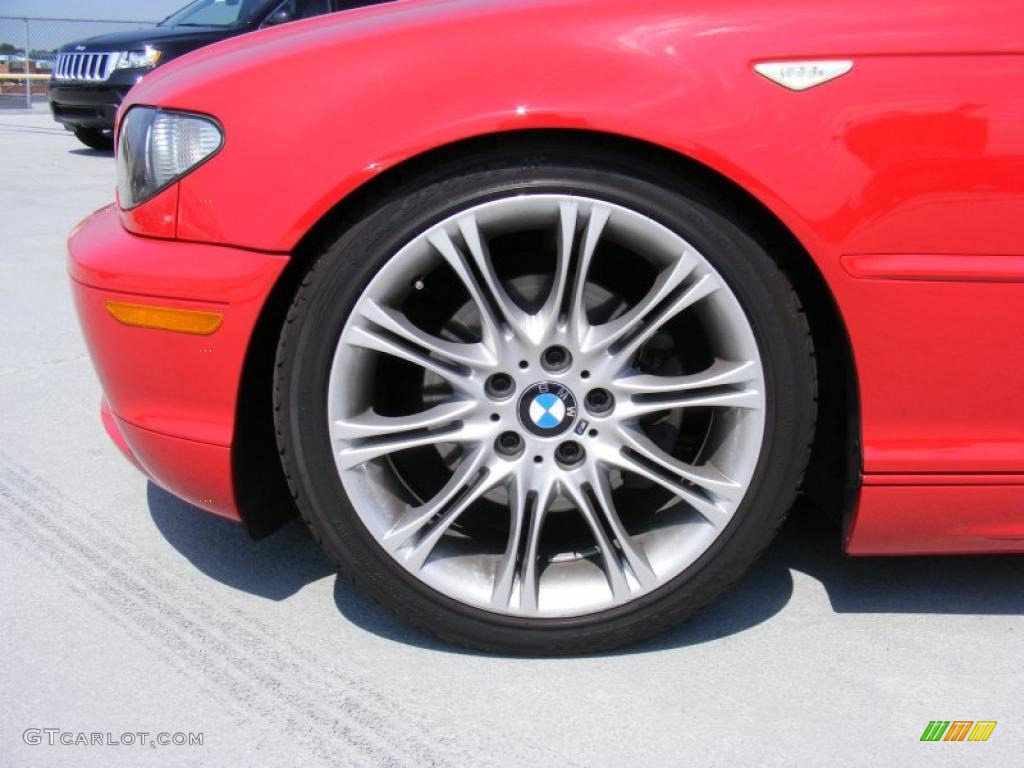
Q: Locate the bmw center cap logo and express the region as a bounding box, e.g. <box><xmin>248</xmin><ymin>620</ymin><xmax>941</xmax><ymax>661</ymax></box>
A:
<box><xmin>519</xmin><ymin>382</ymin><xmax>578</xmax><ymax>437</ymax></box>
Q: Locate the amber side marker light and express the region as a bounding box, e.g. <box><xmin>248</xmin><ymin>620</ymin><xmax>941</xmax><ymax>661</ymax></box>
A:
<box><xmin>105</xmin><ymin>301</ymin><xmax>223</xmax><ymax>336</ymax></box>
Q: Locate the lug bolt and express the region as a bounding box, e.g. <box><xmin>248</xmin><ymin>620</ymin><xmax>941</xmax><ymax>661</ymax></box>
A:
<box><xmin>495</xmin><ymin>431</ymin><xmax>524</xmax><ymax>458</ymax></box>
<box><xmin>541</xmin><ymin>345</ymin><xmax>572</xmax><ymax>373</ymax></box>
<box><xmin>555</xmin><ymin>441</ymin><xmax>585</xmax><ymax>467</ymax></box>
<box><xmin>485</xmin><ymin>372</ymin><xmax>515</xmax><ymax>400</ymax></box>
<box><xmin>585</xmin><ymin>388</ymin><xmax>614</xmax><ymax>416</ymax></box>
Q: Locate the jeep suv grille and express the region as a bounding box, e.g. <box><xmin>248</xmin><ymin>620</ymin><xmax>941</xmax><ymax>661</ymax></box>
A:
<box><xmin>54</xmin><ymin>53</ymin><xmax>116</xmax><ymax>82</ymax></box>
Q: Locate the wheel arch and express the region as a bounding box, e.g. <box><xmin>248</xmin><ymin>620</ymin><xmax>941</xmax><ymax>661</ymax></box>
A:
<box><xmin>232</xmin><ymin>128</ymin><xmax>861</xmax><ymax>538</ymax></box>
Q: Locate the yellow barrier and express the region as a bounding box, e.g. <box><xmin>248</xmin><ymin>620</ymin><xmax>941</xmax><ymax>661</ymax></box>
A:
<box><xmin>0</xmin><ymin>73</ymin><xmax>52</xmax><ymax>80</ymax></box>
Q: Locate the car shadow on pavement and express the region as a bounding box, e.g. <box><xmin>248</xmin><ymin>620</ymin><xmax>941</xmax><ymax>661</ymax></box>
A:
<box><xmin>148</xmin><ymin>482</ymin><xmax>335</xmax><ymax>601</ymax></box>
<box><xmin>68</xmin><ymin>148</ymin><xmax>113</xmax><ymax>157</ymax></box>
<box><xmin>787</xmin><ymin>512</ymin><xmax>1024</xmax><ymax>618</ymax></box>
<box><xmin>148</xmin><ymin>483</ymin><xmax>1024</xmax><ymax>656</ymax></box>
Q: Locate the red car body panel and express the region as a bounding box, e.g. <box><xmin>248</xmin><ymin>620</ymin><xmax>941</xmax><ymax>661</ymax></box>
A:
<box><xmin>69</xmin><ymin>205</ymin><xmax>286</xmax><ymax>519</ymax></box>
<box><xmin>69</xmin><ymin>0</ymin><xmax>1024</xmax><ymax>551</ymax></box>
<box><xmin>848</xmin><ymin>484</ymin><xmax>1024</xmax><ymax>555</ymax></box>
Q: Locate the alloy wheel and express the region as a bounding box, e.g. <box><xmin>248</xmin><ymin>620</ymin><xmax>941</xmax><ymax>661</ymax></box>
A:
<box><xmin>327</xmin><ymin>194</ymin><xmax>766</xmax><ymax>617</ymax></box>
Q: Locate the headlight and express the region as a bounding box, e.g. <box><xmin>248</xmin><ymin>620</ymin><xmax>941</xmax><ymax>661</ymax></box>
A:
<box><xmin>114</xmin><ymin>46</ymin><xmax>162</xmax><ymax>70</ymax></box>
<box><xmin>117</xmin><ymin>107</ymin><xmax>223</xmax><ymax>209</ymax></box>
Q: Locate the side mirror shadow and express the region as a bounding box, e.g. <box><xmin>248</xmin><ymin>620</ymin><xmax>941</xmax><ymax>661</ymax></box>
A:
<box><xmin>264</xmin><ymin>9</ymin><xmax>292</xmax><ymax>26</ymax></box>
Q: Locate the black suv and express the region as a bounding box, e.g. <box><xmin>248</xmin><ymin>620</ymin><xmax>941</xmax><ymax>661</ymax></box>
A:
<box><xmin>50</xmin><ymin>0</ymin><xmax>388</xmax><ymax>150</ymax></box>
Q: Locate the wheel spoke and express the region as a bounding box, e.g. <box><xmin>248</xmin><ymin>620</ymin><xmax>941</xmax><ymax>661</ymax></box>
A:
<box><xmin>594</xmin><ymin>439</ymin><xmax>732</xmax><ymax>529</ymax></box>
<box><xmin>586</xmin><ymin>464</ymin><xmax>658</xmax><ymax>588</ymax></box>
<box><xmin>617</xmin><ymin>425</ymin><xmax>745</xmax><ymax>503</ymax></box>
<box><xmin>517</xmin><ymin>476</ymin><xmax>556</xmax><ymax>613</ymax></box>
<box><xmin>333</xmin><ymin>413</ymin><xmax>483</xmax><ymax>470</ymax></box>
<box><xmin>565</xmin><ymin>203</ymin><xmax>611</xmax><ymax>345</ymax></box>
<box><xmin>400</xmin><ymin>461</ymin><xmax>514</xmax><ymax>571</ymax></box>
<box><xmin>581</xmin><ymin>247</ymin><xmax>700</xmax><ymax>354</ymax></box>
<box><xmin>344</xmin><ymin>322</ymin><xmax>475</xmax><ymax>394</ymax></box>
<box><xmin>383</xmin><ymin>445</ymin><xmax>489</xmax><ymax>547</ymax></box>
<box><xmin>428</xmin><ymin>217</ymin><xmax>538</xmax><ymax>345</ymax></box>
<box><xmin>332</xmin><ymin>400</ymin><xmax>476</xmax><ymax>440</ymax></box>
<box><xmin>563</xmin><ymin>469</ymin><xmax>656</xmax><ymax>600</ymax></box>
<box><xmin>490</xmin><ymin>472</ymin><xmax>529</xmax><ymax>609</ymax></box>
<box><xmin>612</xmin><ymin>272</ymin><xmax>720</xmax><ymax>365</ymax></box>
<box><xmin>536</xmin><ymin>201</ymin><xmax>580</xmax><ymax>332</ymax></box>
<box><xmin>457</xmin><ymin>214</ymin><xmax>536</xmax><ymax>340</ymax></box>
<box><xmin>617</xmin><ymin>359</ymin><xmax>759</xmax><ymax>393</ymax></box>
<box><xmin>357</xmin><ymin>298</ymin><xmax>497</xmax><ymax>369</ymax></box>
<box><xmin>541</xmin><ymin>202</ymin><xmax>612</xmax><ymax>336</ymax></box>
<box><xmin>490</xmin><ymin>472</ymin><xmax>558</xmax><ymax>611</ymax></box>
<box><xmin>615</xmin><ymin>359</ymin><xmax>763</xmax><ymax>418</ymax></box>
<box><xmin>564</xmin><ymin>481</ymin><xmax>629</xmax><ymax>600</ymax></box>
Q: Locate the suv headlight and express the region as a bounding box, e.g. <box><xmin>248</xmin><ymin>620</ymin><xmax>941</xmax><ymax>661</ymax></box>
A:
<box><xmin>117</xmin><ymin>107</ymin><xmax>223</xmax><ymax>209</ymax></box>
<box><xmin>114</xmin><ymin>46</ymin><xmax>162</xmax><ymax>70</ymax></box>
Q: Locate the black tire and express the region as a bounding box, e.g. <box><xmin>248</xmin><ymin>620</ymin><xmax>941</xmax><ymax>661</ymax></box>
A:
<box><xmin>274</xmin><ymin>147</ymin><xmax>817</xmax><ymax>654</ymax></box>
<box><xmin>73</xmin><ymin>127</ymin><xmax>114</xmax><ymax>151</ymax></box>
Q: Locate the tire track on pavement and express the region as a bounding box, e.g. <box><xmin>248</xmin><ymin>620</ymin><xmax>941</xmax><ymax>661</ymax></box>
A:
<box><xmin>0</xmin><ymin>457</ymin><xmax>449</xmax><ymax>767</ymax></box>
<box><xmin>1</xmin><ymin>451</ymin><xmax>573</xmax><ymax>767</ymax></box>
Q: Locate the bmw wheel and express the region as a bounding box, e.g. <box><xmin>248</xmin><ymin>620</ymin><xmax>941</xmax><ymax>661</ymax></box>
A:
<box><xmin>275</xmin><ymin>148</ymin><xmax>816</xmax><ymax>653</ymax></box>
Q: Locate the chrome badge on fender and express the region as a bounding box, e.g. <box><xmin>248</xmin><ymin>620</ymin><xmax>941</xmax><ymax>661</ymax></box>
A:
<box><xmin>753</xmin><ymin>60</ymin><xmax>853</xmax><ymax>91</ymax></box>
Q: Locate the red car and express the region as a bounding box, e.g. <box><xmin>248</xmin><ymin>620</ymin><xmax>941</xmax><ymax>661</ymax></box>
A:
<box><xmin>69</xmin><ymin>0</ymin><xmax>1024</xmax><ymax>653</ymax></box>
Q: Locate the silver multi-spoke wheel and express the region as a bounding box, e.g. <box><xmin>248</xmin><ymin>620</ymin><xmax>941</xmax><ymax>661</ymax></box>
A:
<box><xmin>327</xmin><ymin>195</ymin><xmax>766</xmax><ymax>617</ymax></box>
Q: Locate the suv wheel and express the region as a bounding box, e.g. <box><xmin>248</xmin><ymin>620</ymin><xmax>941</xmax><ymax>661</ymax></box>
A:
<box><xmin>73</xmin><ymin>127</ymin><xmax>113</xmax><ymax>151</ymax></box>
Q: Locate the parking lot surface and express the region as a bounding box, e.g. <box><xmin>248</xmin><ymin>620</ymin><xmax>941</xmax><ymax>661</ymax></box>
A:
<box><xmin>1</xmin><ymin>107</ymin><xmax>1021</xmax><ymax>767</ymax></box>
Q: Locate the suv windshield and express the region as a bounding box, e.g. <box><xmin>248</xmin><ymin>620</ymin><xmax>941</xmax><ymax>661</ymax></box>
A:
<box><xmin>159</xmin><ymin>0</ymin><xmax>278</xmax><ymax>28</ymax></box>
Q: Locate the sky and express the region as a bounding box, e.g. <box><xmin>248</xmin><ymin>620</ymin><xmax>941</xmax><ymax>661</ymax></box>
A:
<box><xmin>0</xmin><ymin>1</ymin><xmax>187</xmax><ymax>51</ymax></box>
<box><xmin>0</xmin><ymin>1</ymin><xmax>184</xmax><ymax>22</ymax></box>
